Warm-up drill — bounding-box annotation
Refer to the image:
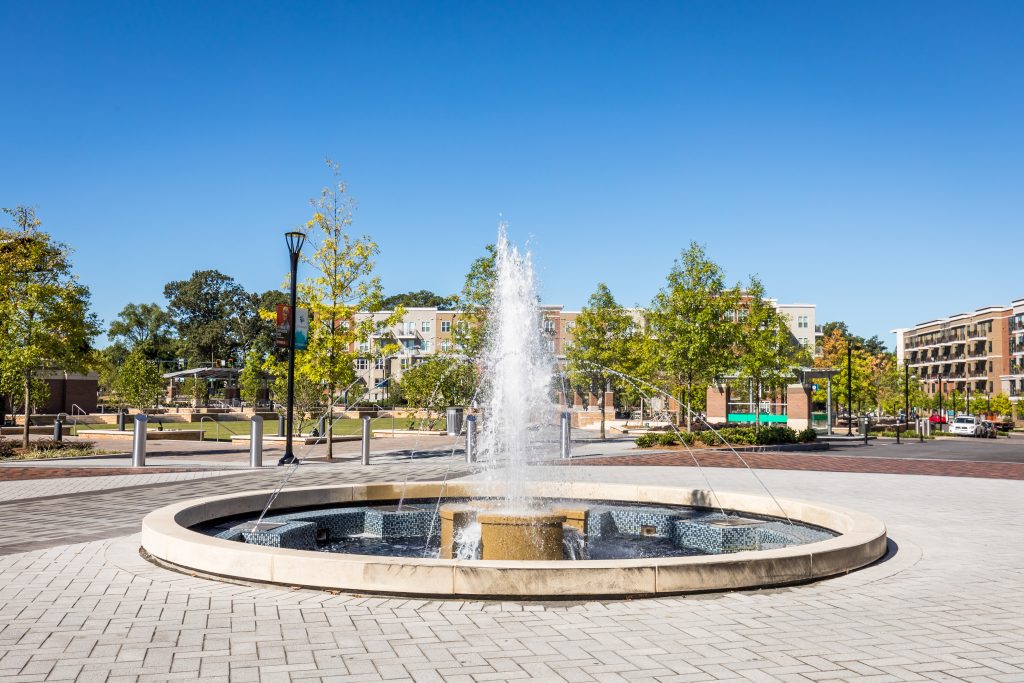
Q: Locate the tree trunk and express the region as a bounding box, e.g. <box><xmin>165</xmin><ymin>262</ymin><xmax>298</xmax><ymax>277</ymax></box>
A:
<box><xmin>22</xmin><ymin>369</ymin><xmax>31</xmax><ymax>450</ymax></box>
<box><xmin>599</xmin><ymin>381</ymin><xmax>606</xmax><ymax>440</ymax></box>
<box><xmin>684</xmin><ymin>383</ymin><xmax>692</xmax><ymax>432</ymax></box>
<box><xmin>326</xmin><ymin>389</ymin><xmax>334</xmax><ymax>460</ymax></box>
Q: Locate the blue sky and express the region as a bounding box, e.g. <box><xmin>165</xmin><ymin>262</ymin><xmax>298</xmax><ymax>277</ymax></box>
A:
<box><xmin>2</xmin><ymin>1</ymin><xmax>1022</xmax><ymax>347</ymax></box>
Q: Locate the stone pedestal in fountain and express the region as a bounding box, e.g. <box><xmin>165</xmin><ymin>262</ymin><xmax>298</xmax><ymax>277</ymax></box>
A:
<box><xmin>477</xmin><ymin>511</ymin><xmax>566</xmax><ymax>561</ymax></box>
<box><xmin>439</xmin><ymin>504</ymin><xmax>476</xmax><ymax>559</ymax></box>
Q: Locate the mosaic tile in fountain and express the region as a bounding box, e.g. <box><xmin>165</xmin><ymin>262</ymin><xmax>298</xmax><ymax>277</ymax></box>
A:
<box><xmin>364</xmin><ymin>506</ymin><xmax>431</xmax><ymax>538</ymax></box>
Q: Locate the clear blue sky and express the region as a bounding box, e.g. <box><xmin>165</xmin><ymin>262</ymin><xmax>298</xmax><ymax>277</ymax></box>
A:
<box><xmin>3</xmin><ymin>1</ymin><xmax>1022</xmax><ymax>348</ymax></box>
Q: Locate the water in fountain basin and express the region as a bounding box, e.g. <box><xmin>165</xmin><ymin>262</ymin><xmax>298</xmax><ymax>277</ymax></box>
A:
<box><xmin>476</xmin><ymin>227</ymin><xmax>559</xmax><ymax>511</ymax></box>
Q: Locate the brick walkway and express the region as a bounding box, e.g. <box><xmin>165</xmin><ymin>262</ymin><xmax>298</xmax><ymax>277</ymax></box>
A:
<box><xmin>566</xmin><ymin>448</ymin><xmax>1024</xmax><ymax>479</ymax></box>
<box><xmin>1</xmin><ymin>460</ymin><xmax>1023</xmax><ymax>681</ymax></box>
<box><xmin>0</xmin><ymin>466</ymin><xmax>224</xmax><ymax>481</ymax></box>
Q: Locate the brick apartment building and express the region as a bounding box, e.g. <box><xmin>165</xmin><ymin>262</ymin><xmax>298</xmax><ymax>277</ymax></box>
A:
<box><xmin>1001</xmin><ymin>298</ymin><xmax>1024</xmax><ymax>409</ymax></box>
<box><xmin>350</xmin><ymin>301</ymin><xmax>819</xmax><ymax>404</ymax></box>
<box><xmin>894</xmin><ymin>305</ymin><xmax>1013</xmax><ymax>399</ymax></box>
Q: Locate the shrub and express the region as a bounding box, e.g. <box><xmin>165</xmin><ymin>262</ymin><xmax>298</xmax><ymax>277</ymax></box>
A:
<box><xmin>755</xmin><ymin>425</ymin><xmax>798</xmax><ymax>446</ymax></box>
<box><xmin>796</xmin><ymin>428</ymin><xmax>817</xmax><ymax>443</ymax></box>
<box><xmin>29</xmin><ymin>439</ymin><xmax>96</xmax><ymax>453</ymax></box>
<box><xmin>635</xmin><ymin>433</ymin><xmax>657</xmax><ymax>448</ymax></box>
<box><xmin>718</xmin><ymin>427</ymin><xmax>756</xmax><ymax>445</ymax></box>
<box><xmin>0</xmin><ymin>439</ymin><xmax>14</xmax><ymax>459</ymax></box>
<box><xmin>655</xmin><ymin>432</ymin><xmax>679</xmax><ymax>446</ymax></box>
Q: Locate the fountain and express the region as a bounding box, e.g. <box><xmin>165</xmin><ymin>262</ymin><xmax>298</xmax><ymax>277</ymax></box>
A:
<box><xmin>140</xmin><ymin>228</ymin><xmax>887</xmax><ymax>598</ymax></box>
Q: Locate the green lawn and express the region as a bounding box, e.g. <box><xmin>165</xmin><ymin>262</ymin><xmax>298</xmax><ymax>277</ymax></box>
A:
<box><xmin>72</xmin><ymin>415</ymin><xmax>442</xmax><ymax>441</ymax></box>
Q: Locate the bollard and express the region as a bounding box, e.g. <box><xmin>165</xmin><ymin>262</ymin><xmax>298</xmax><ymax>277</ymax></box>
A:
<box><xmin>560</xmin><ymin>412</ymin><xmax>571</xmax><ymax>459</ymax></box>
<box><xmin>465</xmin><ymin>414</ymin><xmax>477</xmax><ymax>463</ymax></box>
<box><xmin>53</xmin><ymin>418</ymin><xmax>63</xmax><ymax>442</ymax></box>
<box><xmin>862</xmin><ymin>417</ymin><xmax>869</xmax><ymax>445</ymax></box>
<box><xmin>249</xmin><ymin>415</ymin><xmax>263</xmax><ymax>468</ymax></box>
<box><xmin>361</xmin><ymin>416</ymin><xmax>371</xmax><ymax>465</ymax></box>
<box><xmin>132</xmin><ymin>414</ymin><xmax>147</xmax><ymax>467</ymax></box>
<box><xmin>896</xmin><ymin>422</ymin><xmax>901</xmax><ymax>444</ymax></box>
<box><xmin>277</xmin><ymin>418</ymin><xmax>284</xmax><ymax>437</ymax></box>
<box><xmin>117</xmin><ymin>411</ymin><xmax>126</xmax><ymax>431</ymax></box>
<box><xmin>446</xmin><ymin>407</ymin><xmax>464</xmax><ymax>436</ymax></box>
<box><xmin>919</xmin><ymin>419</ymin><xmax>924</xmax><ymax>442</ymax></box>
<box><xmin>317</xmin><ymin>415</ymin><xmax>326</xmax><ymax>437</ymax></box>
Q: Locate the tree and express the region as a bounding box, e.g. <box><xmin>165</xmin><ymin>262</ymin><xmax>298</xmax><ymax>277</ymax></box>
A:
<box><xmin>989</xmin><ymin>393</ymin><xmax>1013</xmax><ymax>418</ymax></box>
<box><xmin>238</xmin><ymin>349</ymin><xmax>268</xmax><ymax>405</ymax></box>
<box><xmin>735</xmin><ymin>276</ymin><xmax>799</xmax><ymax>431</ymax></box>
<box><xmin>108</xmin><ymin>303</ymin><xmax>176</xmax><ymax>361</ymax></box>
<box><xmin>238</xmin><ymin>289</ymin><xmax>289</xmax><ymax>357</ymax></box>
<box><xmin>813</xmin><ymin>328</ymin><xmax>873</xmax><ymax>415</ymax></box>
<box><xmin>397</xmin><ymin>356</ymin><xmax>476</xmax><ymax>429</ymax></box>
<box><xmin>564</xmin><ymin>283</ymin><xmax>639</xmax><ymax>439</ymax></box>
<box><xmin>295</xmin><ymin>161</ymin><xmax>402</xmax><ymax>457</ymax></box>
<box><xmin>163</xmin><ymin>270</ymin><xmax>248</xmax><ymax>366</ymax></box>
<box><xmin>647</xmin><ymin>242</ymin><xmax>740</xmax><ymax>430</ymax></box>
<box><xmin>0</xmin><ymin>206</ymin><xmax>100</xmax><ymax>448</ymax></box>
<box><xmin>382</xmin><ymin>290</ymin><xmax>456</xmax><ymax>310</ymax></box>
<box><xmin>453</xmin><ymin>244</ymin><xmax>497</xmax><ymax>357</ymax></box>
<box><xmin>112</xmin><ymin>349</ymin><xmax>165</xmax><ymax>411</ymax></box>
<box><xmin>179</xmin><ymin>376</ymin><xmax>208</xmax><ymax>407</ymax></box>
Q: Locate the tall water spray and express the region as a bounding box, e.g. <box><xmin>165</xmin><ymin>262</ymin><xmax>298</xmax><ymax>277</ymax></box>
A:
<box><xmin>477</xmin><ymin>228</ymin><xmax>559</xmax><ymax>510</ymax></box>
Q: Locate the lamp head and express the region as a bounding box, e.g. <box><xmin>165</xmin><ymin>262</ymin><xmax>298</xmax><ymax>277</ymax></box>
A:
<box><xmin>285</xmin><ymin>231</ymin><xmax>306</xmax><ymax>257</ymax></box>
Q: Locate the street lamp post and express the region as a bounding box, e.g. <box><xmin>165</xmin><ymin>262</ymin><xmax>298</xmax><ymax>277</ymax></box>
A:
<box><xmin>937</xmin><ymin>377</ymin><xmax>944</xmax><ymax>433</ymax></box>
<box><xmin>278</xmin><ymin>231</ymin><xmax>306</xmax><ymax>466</ymax></box>
<box><xmin>846</xmin><ymin>343</ymin><xmax>853</xmax><ymax>436</ymax></box>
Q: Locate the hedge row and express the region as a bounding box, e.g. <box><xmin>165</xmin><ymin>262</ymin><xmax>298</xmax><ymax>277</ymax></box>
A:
<box><xmin>635</xmin><ymin>425</ymin><xmax>816</xmax><ymax>449</ymax></box>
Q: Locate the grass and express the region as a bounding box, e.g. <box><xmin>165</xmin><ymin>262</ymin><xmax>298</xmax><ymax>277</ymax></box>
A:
<box><xmin>71</xmin><ymin>416</ymin><xmax>442</xmax><ymax>441</ymax></box>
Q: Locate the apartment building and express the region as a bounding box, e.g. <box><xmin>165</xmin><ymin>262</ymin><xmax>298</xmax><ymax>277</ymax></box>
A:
<box><xmin>999</xmin><ymin>298</ymin><xmax>1024</xmax><ymax>407</ymax></box>
<box><xmin>897</xmin><ymin>305</ymin><xmax>1012</xmax><ymax>398</ymax></box>
<box><xmin>347</xmin><ymin>300</ymin><xmax>819</xmax><ymax>402</ymax></box>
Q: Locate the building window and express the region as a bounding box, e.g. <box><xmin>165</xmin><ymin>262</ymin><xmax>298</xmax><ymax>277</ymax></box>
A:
<box><xmin>565</xmin><ymin>322</ymin><xmax>574</xmax><ymax>332</ymax></box>
<box><xmin>355</xmin><ymin>358</ymin><xmax>369</xmax><ymax>371</ymax></box>
<box><xmin>374</xmin><ymin>357</ymin><xmax>385</xmax><ymax>370</ymax></box>
<box><xmin>422</xmin><ymin>340</ymin><xmax>431</xmax><ymax>352</ymax></box>
<box><xmin>421</xmin><ymin>320</ymin><xmax>431</xmax><ymax>332</ymax></box>
<box><xmin>989</xmin><ymin>361</ymin><xmax>993</xmax><ymax>371</ymax></box>
<box><xmin>441</xmin><ymin>320</ymin><xmax>451</xmax><ymax>333</ymax></box>
<box><xmin>358</xmin><ymin>341</ymin><xmax>370</xmax><ymax>353</ymax></box>
<box><xmin>400</xmin><ymin>358</ymin><xmax>410</xmax><ymax>370</ymax></box>
<box><xmin>544</xmin><ymin>319</ymin><xmax>555</xmax><ymax>333</ymax></box>
<box><xmin>546</xmin><ymin>339</ymin><xmax>555</xmax><ymax>352</ymax></box>
<box><xmin>737</xmin><ymin>309</ymin><xmax>748</xmax><ymax>321</ymax></box>
<box><xmin>404</xmin><ymin>321</ymin><xmax>416</xmax><ymax>335</ymax></box>
<box><xmin>441</xmin><ymin>340</ymin><xmax>451</xmax><ymax>352</ymax></box>
<box><xmin>988</xmin><ymin>341</ymin><xmax>993</xmax><ymax>352</ymax></box>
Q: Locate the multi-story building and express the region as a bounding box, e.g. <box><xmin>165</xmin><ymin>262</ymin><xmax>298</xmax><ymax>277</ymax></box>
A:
<box><xmin>999</xmin><ymin>298</ymin><xmax>1024</xmax><ymax>409</ymax></box>
<box><xmin>348</xmin><ymin>299</ymin><xmax>819</xmax><ymax>402</ymax></box>
<box><xmin>897</xmin><ymin>306</ymin><xmax>1012</xmax><ymax>398</ymax></box>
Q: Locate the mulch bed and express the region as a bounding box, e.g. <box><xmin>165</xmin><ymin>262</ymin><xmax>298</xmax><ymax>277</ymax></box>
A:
<box><xmin>558</xmin><ymin>450</ymin><xmax>1024</xmax><ymax>480</ymax></box>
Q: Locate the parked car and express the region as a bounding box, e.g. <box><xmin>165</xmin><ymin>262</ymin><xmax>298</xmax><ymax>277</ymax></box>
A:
<box><xmin>950</xmin><ymin>415</ymin><xmax>981</xmax><ymax>437</ymax></box>
<box><xmin>979</xmin><ymin>420</ymin><xmax>999</xmax><ymax>439</ymax></box>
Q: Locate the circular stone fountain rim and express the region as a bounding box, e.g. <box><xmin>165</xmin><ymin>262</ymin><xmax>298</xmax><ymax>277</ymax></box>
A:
<box><xmin>140</xmin><ymin>481</ymin><xmax>887</xmax><ymax>598</ymax></box>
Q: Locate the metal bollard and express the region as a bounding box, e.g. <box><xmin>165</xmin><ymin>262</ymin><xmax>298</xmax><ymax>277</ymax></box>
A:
<box><xmin>249</xmin><ymin>415</ymin><xmax>263</xmax><ymax>468</ymax></box>
<box><xmin>277</xmin><ymin>418</ymin><xmax>284</xmax><ymax>437</ymax></box>
<box><xmin>560</xmin><ymin>412</ymin><xmax>571</xmax><ymax>459</ymax></box>
<box><xmin>361</xmin><ymin>416</ymin><xmax>371</xmax><ymax>465</ymax></box>
<box><xmin>919</xmin><ymin>419</ymin><xmax>924</xmax><ymax>442</ymax></box>
<box><xmin>117</xmin><ymin>411</ymin><xmax>126</xmax><ymax>431</ymax></box>
<box><xmin>317</xmin><ymin>415</ymin><xmax>326</xmax><ymax>437</ymax></box>
<box><xmin>53</xmin><ymin>418</ymin><xmax>63</xmax><ymax>442</ymax></box>
<box><xmin>896</xmin><ymin>422</ymin><xmax>901</xmax><ymax>444</ymax></box>
<box><xmin>465</xmin><ymin>414</ymin><xmax>477</xmax><ymax>463</ymax></box>
<box><xmin>132</xmin><ymin>414</ymin><xmax>147</xmax><ymax>467</ymax></box>
<box><xmin>862</xmin><ymin>417</ymin><xmax>869</xmax><ymax>445</ymax></box>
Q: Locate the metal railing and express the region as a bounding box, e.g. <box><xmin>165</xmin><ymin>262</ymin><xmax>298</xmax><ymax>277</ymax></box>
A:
<box><xmin>199</xmin><ymin>416</ymin><xmax>221</xmax><ymax>442</ymax></box>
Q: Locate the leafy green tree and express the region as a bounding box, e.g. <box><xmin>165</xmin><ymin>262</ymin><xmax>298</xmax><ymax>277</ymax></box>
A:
<box><xmin>564</xmin><ymin>283</ymin><xmax>639</xmax><ymax>439</ymax></box>
<box><xmin>163</xmin><ymin>270</ymin><xmax>248</xmax><ymax>366</ymax></box>
<box><xmin>735</xmin><ymin>276</ymin><xmax>799</xmax><ymax>431</ymax></box>
<box><xmin>382</xmin><ymin>290</ymin><xmax>456</xmax><ymax>310</ymax></box>
<box><xmin>238</xmin><ymin>349</ymin><xmax>268</xmax><ymax>404</ymax></box>
<box><xmin>108</xmin><ymin>302</ymin><xmax>177</xmax><ymax>361</ymax></box>
<box><xmin>989</xmin><ymin>393</ymin><xmax>1013</xmax><ymax>418</ymax></box>
<box><xmin>397</xmin><ymin>356</ymin><xmax>476</xmax><ymax>429</ymax></box>
<box><xmin>453</xmin><ymin>244</ymin><xmax>497</xmax><ymax>357</ymax></box>
<box><xmin>237</xmin><ymin>289</ymin><xmax>289</xmax><ymax>357</ymax></box>
<box><xmin>0</xmin><ymin>206</ymin><xmax>100</xmax><ymax>448</ymax></box>
<box><xmin>112</xmin><ymin>349</ymin><xmax>165</xmax><ymax>411</ymax></box>
<box><xmin>179</xmin><ymin>376</ymin><xmax>208</xmax><ymax>407</ymax></box>
<box><xmin>647</xmin><ymin>242</ymin><xmax>740</xmax><ymax>430</ymax></box>
<box><xmin>295</xmin><ymin>161</ymin><xmax>402</xmax><ymax>457</ymax></box>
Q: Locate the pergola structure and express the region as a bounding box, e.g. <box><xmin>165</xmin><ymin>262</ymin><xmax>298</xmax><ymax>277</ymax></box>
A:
<box><xmin>162</xmin><ymin>367</ymin><xmax>243</xmax><ymax>406</ymax></box>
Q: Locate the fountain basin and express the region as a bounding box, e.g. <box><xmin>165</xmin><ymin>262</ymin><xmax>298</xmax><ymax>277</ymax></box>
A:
<box><xmin>140</xmin><ymin>480</ymin><xmax>887</xmax><ymax>598</ymax></box>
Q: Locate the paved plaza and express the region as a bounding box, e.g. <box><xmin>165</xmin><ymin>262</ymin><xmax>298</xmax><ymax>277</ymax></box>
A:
<box><xmin>1</xmin><ymin>440</ymin><xmax>1023</xmax><ymax>682</ymax></box>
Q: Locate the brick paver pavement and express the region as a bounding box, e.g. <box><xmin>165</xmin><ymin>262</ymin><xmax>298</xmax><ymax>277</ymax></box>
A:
<box><xmin>565</xmin><ymin>448</ymin><xmax>1024</xmax><ymax>480</ymax></box>
<box><xmin>0</xmin><ymin>461</ymin><xmax>1022</xmax><ymax>681</ymax></box>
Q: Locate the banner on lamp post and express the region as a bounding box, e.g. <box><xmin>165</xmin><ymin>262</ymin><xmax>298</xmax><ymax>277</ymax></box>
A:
<box><xmin>276</xmin><ymin>305</ymin><xmax>310</xmax><ymax>351</ymax></box>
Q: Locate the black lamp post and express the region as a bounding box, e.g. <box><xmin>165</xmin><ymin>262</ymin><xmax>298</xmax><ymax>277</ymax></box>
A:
<box><xmin>846</xmin><ymin>342</ymin><xmax>855</xmax><ymax>436</ymax></box>
<box><xmin>278</xmin><ymin>230</ymin><xmax>306</xmax><ymax>466</ymax></box>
